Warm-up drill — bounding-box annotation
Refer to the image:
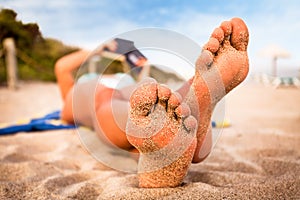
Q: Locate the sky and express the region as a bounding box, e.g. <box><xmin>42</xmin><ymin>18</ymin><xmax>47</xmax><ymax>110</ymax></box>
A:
<box><xmin>1</xmin><ymin>0</ymin><xmax>300</xmax><ymax>77</ymax></box>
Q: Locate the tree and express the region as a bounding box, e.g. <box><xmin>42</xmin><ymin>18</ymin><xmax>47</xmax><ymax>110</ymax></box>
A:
<box><xmin>0</xmin><ymin>8</ymin><xmax>41</xmax><ymax>49</ymax></box>
<box><xmin>0</xmin><ymin>8</ymin><xmax>78</xmax><ymax>82</ymax></box>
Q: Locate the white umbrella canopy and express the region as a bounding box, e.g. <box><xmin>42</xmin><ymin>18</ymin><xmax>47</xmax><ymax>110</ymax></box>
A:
<box><xmin>258</xmin><ymin>44</ymin><xmax>291</xmax><ymax>77</ymax></box>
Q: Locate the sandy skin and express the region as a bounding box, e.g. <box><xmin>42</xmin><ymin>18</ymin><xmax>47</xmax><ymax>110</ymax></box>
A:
<box><xmin>126</xmin><ymin>79</ymin><xmax>198</xmax><ymax>187</ymax></box>
<box><xmin>126</xmin><ymin>17</ymin><xmax>249</xmax><ymax>188</ymax></box>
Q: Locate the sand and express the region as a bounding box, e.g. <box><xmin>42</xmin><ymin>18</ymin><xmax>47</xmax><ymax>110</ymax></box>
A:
<box><xmin>0</xmin><ymin>81</ymin><xmax>299</xmax><ymax>199</ymax></box>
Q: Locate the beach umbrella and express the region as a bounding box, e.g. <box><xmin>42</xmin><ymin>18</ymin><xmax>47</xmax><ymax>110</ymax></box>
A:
<box><xmin>258</xmin><ymin>44</ymin><xmax>290</xmax><ymax>77</ymax></box>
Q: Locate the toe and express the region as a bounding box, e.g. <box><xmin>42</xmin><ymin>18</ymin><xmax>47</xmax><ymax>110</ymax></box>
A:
<box><xmin>230</xmin><ymin>17</ymin><xmax>249</xmax><ymax>51</ymax></box>
<box><xmin>158</xmin><ymin>84</ymin><xmax>171</xmax><ymax>102</ymax></box>
<box><xmin>204</xmin><ymin>37</ymin><xmax>219</xmax><ymax>53</ymax></box>
<box><xmin>130</xmin><ymin>80</ymin><xmax>158</xmax><ymax>116</ymax></box>
<box><xmin>175</xmin><ymin>103</ymin><xmax>191</xmax><ymax>118</ymax></box>
<box><xmin>220</xmin><ymin>21</ymin><xmax>232</xmax><ymax>37</ymax></box>
<box><xmin>211</xmin><ymin>27</ymin><xmax>224</xmax><ymax>43</ymax></box>
<box><xmin>183</xmin><ymin>116</ymin><xmax>198</xmax><ymax>133</ymax></box>
<box><xmin>168</xmin><ymin>92</ymin><xmax>182</xmax><ymax>109</ymax></box>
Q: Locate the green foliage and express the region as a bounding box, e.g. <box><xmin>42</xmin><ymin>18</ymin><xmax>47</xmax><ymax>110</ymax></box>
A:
<box><xmin>0</xmin><ymin>8</ymin><xmax>78</xmax><ymax>82</ymax></box>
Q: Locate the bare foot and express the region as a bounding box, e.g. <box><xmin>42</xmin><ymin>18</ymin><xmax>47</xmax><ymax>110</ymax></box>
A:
<box><xmin>126</xmin><ymin>78</ymin><xmax>198</xmax><ymax>188</ymax></box>
<box><xmin>125</xmin><ymin>17</ymin><xmax>249</xmax><ymax>187</ymax></box>
<box><xmin>191</xmin><ymin>17</ymin><xmax>249</xmax><ymax>163</ymax></box>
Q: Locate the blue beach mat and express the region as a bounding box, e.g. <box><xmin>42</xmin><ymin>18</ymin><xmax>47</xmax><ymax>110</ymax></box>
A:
<box><xmin>0</xmin><ymin>110</ymin><xmax>230</xmax><ymax>136</ymax></box>
<box><xmin>0</xmin><ymin>111</ymin><xmax>77</xmax><ymax>135</ymax></box>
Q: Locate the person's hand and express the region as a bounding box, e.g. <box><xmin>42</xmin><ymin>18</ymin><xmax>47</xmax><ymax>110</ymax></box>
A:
<box><xmin>97</xmin><ymin>40</ymin><xmax>118</xmax><ymax>54</ymax></box>
<box><xmin>105</xmin><ymin>39</ymin><xmax>118</xmax><ymax>52</ymax></box>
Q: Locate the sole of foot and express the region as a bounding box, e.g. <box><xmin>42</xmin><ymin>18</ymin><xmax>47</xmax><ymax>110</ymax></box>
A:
<box><xmin>191</xmin><ymin>17</ymin><xmax>249</xmax><ymax>163</ymax></box>
<box><xmin>126</xmin><ymin>78</ymin><xmax>198</xmax><ymax>188</ymax></box>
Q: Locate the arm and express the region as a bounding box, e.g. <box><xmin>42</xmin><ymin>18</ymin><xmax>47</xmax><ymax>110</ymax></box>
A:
<box><xmin>55</xmin><ymin>49</ymin><xmax>91</xmax><ymax>101</ymax></box>
<box><xmin>55</xmin><ymin>40</ymin><xmax>118</xmax><ymax>101</ymax></box>
<box><xmin>136</xmin><ymin>62</ymin><xmax>151</xmax><ymax>82</ymax></box>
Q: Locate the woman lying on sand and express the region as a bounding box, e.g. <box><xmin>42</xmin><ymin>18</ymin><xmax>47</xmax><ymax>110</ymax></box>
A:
<box><xmin>55</xmin><ymin>17</ymin><xmax>249</xmax><ymax>188</ymax></box>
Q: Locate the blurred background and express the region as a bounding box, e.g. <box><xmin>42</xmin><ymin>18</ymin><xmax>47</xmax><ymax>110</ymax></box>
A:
<box><xmin>0</xmin><ymin>0</ymin><xmax>300</xmax><ymax>83</ymax></box>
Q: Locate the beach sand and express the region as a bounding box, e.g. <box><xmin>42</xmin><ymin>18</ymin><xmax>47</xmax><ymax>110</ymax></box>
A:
<box><xmin>0</xmin><ymin>81</ymin><xmax>299</xmax><ymax>199</ymax></box>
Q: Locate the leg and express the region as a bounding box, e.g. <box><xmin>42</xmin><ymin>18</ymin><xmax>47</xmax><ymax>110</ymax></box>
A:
<box><xmin>94</xmin><ymin>85</ymin><xmax>134</xmax><ymax>150</ymax></box>
<box><xmin>55</xmin><ymin>50</ymin><xmax>91</xmax><ymax>101</ymax></box>
<box><xmin>56</xmin><ymin>48</ymin><xmax>141</xmax><ymax>149</ymax></box>
<box><xmin>61</xmin><ymin>90</ymin><xmax>74</xmax><ymax>124</ymax></box>
<box><xmin>61</xmin><ymin>71</ymin><xmax>139</xmax><ymax>150</ymax></box>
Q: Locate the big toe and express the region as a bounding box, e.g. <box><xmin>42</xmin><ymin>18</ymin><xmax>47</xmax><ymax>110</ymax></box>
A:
<box><xmin>230</xmin><ymin>17</ymin><xmax>249</xmax><ymax>51</ymax></box>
